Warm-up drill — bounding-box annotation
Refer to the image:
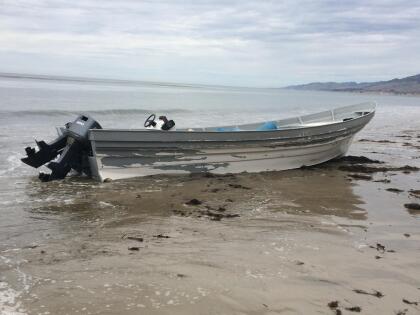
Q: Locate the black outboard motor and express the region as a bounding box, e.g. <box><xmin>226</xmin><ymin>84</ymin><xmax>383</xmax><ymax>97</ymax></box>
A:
<box><xmin>22</xmin><ymin>115</ymin><xmax>102</xmax><ymax>182</ymax></box>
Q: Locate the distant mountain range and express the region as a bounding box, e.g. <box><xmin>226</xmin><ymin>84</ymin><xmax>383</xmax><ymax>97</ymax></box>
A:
<box><xmin>285</xmin><ymin>74</ymin><xmax>420</xmax><ymax>95</ymax></box>
<box><xmin>1</xmin><ymin>71</ymin><xmax>420</xmax><ymax>94</ymax></box>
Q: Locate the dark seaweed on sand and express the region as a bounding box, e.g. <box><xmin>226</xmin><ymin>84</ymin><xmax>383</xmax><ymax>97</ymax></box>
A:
<box><xmin>347</xmin><ymin>173</ymin><xmax>372</xmax><ymax>180</ymax></box>
<box><xmin>228</xmin><ymin>183</ymin><xmax>251</xmax><ymax>190</ymax></box>
<box><xmin>328</xmin><ymin>301</ymin><xmax>339</xmax><ymax>309</ymax></box>
<box><xmin>404</xmin><ymin>203</ymin><xmax>420</xmax><ymax>210</ymax></box>
<box><xmin>153</xmin><ymin>234</ymin><xmax>170</xmax><ymax>238</ymax></box>
<box><xmin>339</xmin><ymin>164</ymin><xmax>419</xmax><ymax>174</ymax></box>
<box><xmin>386</xmin><ymin>188</ymin><xmax>404</xmax><ymax>193</ymax></box>
<box><xmin>338</xmin><ymin>155</ymin><xmax>383</xmax><ymax>164</ymax></box>
<box><xmin>353</xmin><ymin>289</ymin><xmax>384</xmax><ymax>298</ymax></box>
<box><xmin>402</xmin><ymin>299</ymin><xmax>418</xmax><ymax>305</ymax></box>
<box><xmin>186</xmin><ymin>198</ymin><xmax>202</xmax><ymax>205</ymax></box>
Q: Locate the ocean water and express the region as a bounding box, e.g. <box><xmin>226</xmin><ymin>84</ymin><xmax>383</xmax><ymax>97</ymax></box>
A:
<box><xmin>1</xmin><ymin>76</ymin><xmax>419</xmax><ymax>178</ymax></box>
<box><xmin>0</xmin><ymin>76</ymin><xmax>419</xmax><ymax>314</ymax></box>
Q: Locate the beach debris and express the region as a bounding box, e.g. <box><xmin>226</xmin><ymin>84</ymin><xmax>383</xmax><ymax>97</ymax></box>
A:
<box><xmin>404</xmin><ymin>233</ymin><xmax>411</xmax><ymax>238</ymax></box>
<box><xmin>403</xmin><ymin>142</ymin><xmax>420</xmax><ymax>149</ymax></box>
<box><xmin>345</xmin><ymin>306</ymin><xmax>361</xmax><ymax>312</ymax></box>
<box><xmin>353</xmin><ymin>289</ymin><xmax>384</xmax><ymax>298</ymax></box>
<box><xmin>186</xmin><ymin>198</ymin><xmax>202</xmax><ymax>205</ymax></box>
<box><xmin>408</xmin><ymin>189</ymin><xmax>420</xmax><ymax>198</ymax></box>
<box><xmin>222</xmin><ymin>213</ymin><xmax>240</xmax><ymax>218</ymax></box>
<box><xmin>103</xmin><ymin>178</ymin><xmax>112</xmax><ymax>183</ymax></box>
<box><xmin>228</xmin><ymin>183</ymin><xmax>251</xmax><ymax>189</ymax></box>
<box><xmin>399</xmin><ymin>165</ymin><xmax>420</xmax><ymax>172</ymax></box>
<box><xmin>404</xmin><ymin>203</ymin><xmax>420</xmax><ymax>210</ymax></box>
<box><xmin>176</xmin><ymin>199</ymin><xmax>240</xmax><ymax>221</ymax></box>
<box><xmin>153</xmin><ymin>234</ymin><xmax>170</xmax><ymax>238</ymax></box>
<box><xmin>395</xmin><ymin>309</ymin><xmax>408</xmax><ymax>315</ymax></box>
<box><xmin>358</xmin><ymin>139</ymin><xmax>396</xmax><ymax>143</ymax></box>
<box><xmin>172</xmin><ymin>209</ymin><xmax>192</xmax><ymax>216</ymax></box>
<box><xmin>203</xmin><ymin>210</ymin><xmax>240</xmax><ymax>221</ymax></box>
<box><xmin>327</xmin><ymin>301</ymin><xmax>342</xmax><ymax>315</ymax></box>
<box><xmin>174</xmin><ymin>203</ymin><xmax>240</xmax><ymax>221</ymax></box>
<box><xmin>339</xmin><ymin>165</ymin><xmax>381</xmax><ymax>173</ymax></box>
<box><xmin>24</xmin><ymin>244</ymin><xmax>39</xmax><ymax>249</ymax></box>
<box><xmin>377</xmin><ymin>243</ymin><xmax>385</xmax><ymax>252</ymax></box>
<box><xmin>328</xmin><ymin>301</ymin><xmax>339</xmax><ymax>309</ymax></box>
<box><xmin>370</xmin><ymin>243</ymin><xmax>386</xmax><ymax>253</ymax></box>
<box><xmin>375</xmin><ymin>255</ymin><xmax>383</xmax><ymax>259</ymax></box>
<box><xmin>136</xmin><ymin>194</ymin><xmax>142</xmax><ymax>198</ymax></box>
<box><xmin>122</xmin><ymin>233</ymin><xmax>144</xmax><ymax>242</ymax></box>
<box><xmin>126</xmin><ymin>236</ymin><xmax>144</xmax><ymax>242</ymax></box>
<box><xmin>295</xmin><ymin>260</ymin><xmax>305</xmax><ymax>265</ymax></box>
<box><xmin>176</xmin><ymin>273</ymin><xmax>187</xmax><ymax>278</ymax></box>
<box><xmin>386</xmin><ymin>188</ymin><xmax>404</xmax><ymax>193</ymax></box>
<box><xmin>128</xmin><ymin>246</ymin><xmax>140</xmax><ymax>251</ymax></box>
<box><xmin>347</xmin><ymin>173</ymin><xmax>372</xmax><ymax>180</ymax></box>
<box><xmin>402</xmin><ymin>299</ymin><xmax>418</xmax><ymax>305</ymax></box>
<box><xmin>374</xmin><ymin>179</ymin><xmax>391</xmax><ymax>183</ymax></box>
<box><xmin>338</xmin><ymin>155</ymin><xmax>383</xmax><ymax>164</ymax></box>
<box><xmin>339</xmin><ymin>164</ymin><xmax>419</xmax><ymax>174</ymax></box>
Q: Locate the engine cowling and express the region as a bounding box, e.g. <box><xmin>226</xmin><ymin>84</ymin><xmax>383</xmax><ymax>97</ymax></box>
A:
<box><xmin>21</xmin><ymin>115</ymin><xmax>102</xmax><ymax>182</ymax></box>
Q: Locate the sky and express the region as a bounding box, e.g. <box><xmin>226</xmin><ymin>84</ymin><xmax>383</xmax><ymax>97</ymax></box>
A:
<box><xmin>0</xmin><ymin>0</ymin><xmax>419</xmax><ymax>87</ymax></box>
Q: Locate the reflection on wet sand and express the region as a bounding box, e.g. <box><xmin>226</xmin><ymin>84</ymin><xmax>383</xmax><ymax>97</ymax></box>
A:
<box><xmin>247</xmin><ymin>169</ymin><xmax>365</xmax><ymax>220</ymax></box>
<box><xmin>25</xmin><ymin>167</ymin><xmax>365</xmax><ymax>226</ymax></box>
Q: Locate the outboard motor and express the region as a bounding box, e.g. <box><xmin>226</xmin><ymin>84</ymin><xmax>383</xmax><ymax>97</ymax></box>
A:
<box><xmin>21</xmin><ymin>115</ymin><xmax>102</xmax><ymax>182</ymax></box>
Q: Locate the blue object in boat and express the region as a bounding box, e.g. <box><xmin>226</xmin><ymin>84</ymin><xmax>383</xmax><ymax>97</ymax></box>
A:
<box><xmin>216</xmin><ymin>126</ymin><xmax>241</xmax><ymax>132</ymax></box>
<box><xmin>256</xmin><ymin>121</ymin><xmax>278</xmax><ymax>131</ymax></box>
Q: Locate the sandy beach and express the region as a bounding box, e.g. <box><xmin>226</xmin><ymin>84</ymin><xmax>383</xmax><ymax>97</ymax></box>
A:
<box><xmin>1</xmin><ymin>125</ymin><xmax>419</xmax><ymax>315</ymax></box>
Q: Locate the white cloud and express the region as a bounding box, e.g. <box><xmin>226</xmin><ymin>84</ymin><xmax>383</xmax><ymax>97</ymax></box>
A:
<box><xmin>0</xmin><ymin>0</ymin><xmax>419</xmax><ymax>86</ymax></box>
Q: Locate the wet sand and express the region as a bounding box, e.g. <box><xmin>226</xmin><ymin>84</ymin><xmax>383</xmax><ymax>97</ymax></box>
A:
<box><xmin>1</xmin><ymin>130</ymin><xmax>420</xmax><ymax>315</ymax></box>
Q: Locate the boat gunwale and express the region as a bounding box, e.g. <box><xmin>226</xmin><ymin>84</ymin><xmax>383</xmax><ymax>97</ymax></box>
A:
<box><xmin>88</xmin><ymin>116</ymin><xmax>374</xmax><ymax>146</ymax></box>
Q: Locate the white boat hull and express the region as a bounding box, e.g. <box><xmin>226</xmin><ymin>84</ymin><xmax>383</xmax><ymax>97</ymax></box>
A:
<box><xmin>89</xmin><ymin>134</ymin><xmax>354</xmax><ymax>181</ymax></box>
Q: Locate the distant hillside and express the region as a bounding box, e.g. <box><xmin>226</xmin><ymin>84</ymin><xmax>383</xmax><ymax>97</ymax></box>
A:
<box><xmin>285</xmin><ymin>74</ymin><xmax>420</xmax><ymax>95</ymax></box>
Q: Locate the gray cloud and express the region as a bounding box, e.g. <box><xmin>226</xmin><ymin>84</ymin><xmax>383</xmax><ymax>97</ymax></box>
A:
<box><xmin>0</xmin><ymin>0</ymin><xmax>419</xmax><ymax>86</ymax></box>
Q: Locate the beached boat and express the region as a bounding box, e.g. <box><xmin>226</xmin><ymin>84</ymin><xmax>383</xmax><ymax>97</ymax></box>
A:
<box><xmin>21</xmin><ymin>102</ymin><xmax>376</xmax><ymax>182</ymax></box>
<box><xmin>88</xmin><ymin>102</ymin><xmax>375</xmax><ymax>181</ymax></box>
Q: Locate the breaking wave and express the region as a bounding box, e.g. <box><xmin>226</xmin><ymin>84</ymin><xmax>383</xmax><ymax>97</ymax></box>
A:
<box><xmin>0</xmin><ymin>153</ymin><xmax>23</xmax><ymax>177</ymax></box>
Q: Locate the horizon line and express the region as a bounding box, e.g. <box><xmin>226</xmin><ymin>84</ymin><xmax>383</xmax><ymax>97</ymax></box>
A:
<box><xmin>0</xmin><ymin>71</ymin><xmax>267</xmax><ymax>90</ymax></box>
<box><xmin>0</xmin><ymin>71</ymin><xmax>417</xmax><ymax>90</ymax></box>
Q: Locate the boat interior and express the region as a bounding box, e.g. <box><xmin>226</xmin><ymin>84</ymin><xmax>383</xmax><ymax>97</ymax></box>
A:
<box><xmin>178</xmin><ymin>102</ymin><xmax>376</xmax><ymax>132</ymax></box>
